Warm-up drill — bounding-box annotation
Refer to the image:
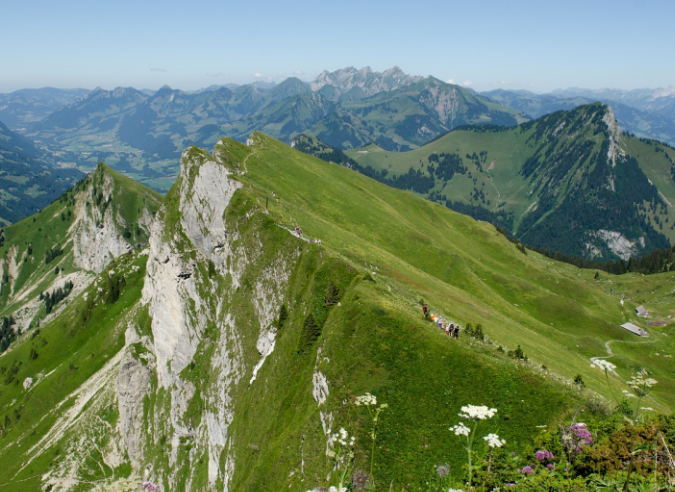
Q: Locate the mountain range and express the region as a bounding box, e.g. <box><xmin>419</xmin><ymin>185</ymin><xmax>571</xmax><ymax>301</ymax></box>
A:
<box><xmin>0</xmin><ymin>87</ymin><xmax>89</xmax><ymax>131</ymax></box>
<box><xmin>0</xmin><ymin>133</ymin><xmax>673</xmax><ymax>490</ymax></box>
<box><xmin>4</xmin><ymin>67</ymin><xmax>675</xmax><ymax>262</ymax></box>
<box><xmin>4</xmin><ymin>67</ymin><xmax>525</xmax><ymax>192</ymax></box>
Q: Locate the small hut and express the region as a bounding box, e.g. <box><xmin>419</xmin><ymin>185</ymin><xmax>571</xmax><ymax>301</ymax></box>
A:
<box><xmin>635</xmin><ymin>306</ymin><xmax>649</xmax><ymax>318</ymax></box>
<box><xmin>621</xmin><ymin>322</ymin><xmax>649</xmax><ymax>337</ymax></box>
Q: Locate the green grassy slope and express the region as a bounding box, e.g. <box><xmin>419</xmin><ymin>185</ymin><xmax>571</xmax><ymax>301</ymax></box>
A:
<box><xmin>0</xmin><ymin>254</ymin><xmax>148</xmax><ymax>490</ymax></box>
<box><xmin>342</xmin><ymin>104</ymin><xmax>675</xmax><ymax>259</ymax></box>
<box><xmin>237</xmin><ymin>132</ymin><xmax>675</xmax><ymax>412</ymax></box>
<box><xmin>198</xmin><ymin>133</ymin><xmax>673</xmax><ymax>489</ymax></box>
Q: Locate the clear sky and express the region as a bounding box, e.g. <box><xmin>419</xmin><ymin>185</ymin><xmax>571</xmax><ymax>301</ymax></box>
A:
<box><xmin>1</xmin><ymin>0</ymin><xmax>673</xmax><ymax>93</ymax></box>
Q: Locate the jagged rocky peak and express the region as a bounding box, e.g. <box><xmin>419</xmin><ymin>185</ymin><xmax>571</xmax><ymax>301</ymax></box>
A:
<box><xmin>81</xmin><ymin>86</ymin><xmax>147</xmax><ymax>104</ymax></box>
<box><xmin>70</xmin><ymin>162</ymin><xmax>161</xmax><ymax>273</ymax></box>
<box><xmin>310</xmin><ymin>65</ymin><xmax>424</xmax><ymax>98</ymax></box>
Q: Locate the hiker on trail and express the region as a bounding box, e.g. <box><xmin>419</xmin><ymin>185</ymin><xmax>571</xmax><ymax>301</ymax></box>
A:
<box><xmin>441</xmin><ymin>321</ymin><xmax>445</xmax><ymax>332</ymax></box>
<box><xmin>422</xmin><ymin>304</ymin><xmax>428</xmax><ymax>317</ymax></box>
<box><xmin>438</xmin><ymin>319</ymin><xmax>443</xmax><ymax>330</ymax></box>
<box><xmin>453</xmin><ymin>325</ymin><xmax>459</xmax><ymax>339</ymax></box>
<box><xmin>446</xmin><ymin>323</ymin><xmax>452</xmax><ymax>336</ymax></box>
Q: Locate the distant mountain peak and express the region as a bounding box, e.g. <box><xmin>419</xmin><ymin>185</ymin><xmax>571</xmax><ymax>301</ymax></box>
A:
<box><xmin>310</xmin><ymin>66</ymin><xmax>424</xmax><ymax>100</ymax></box>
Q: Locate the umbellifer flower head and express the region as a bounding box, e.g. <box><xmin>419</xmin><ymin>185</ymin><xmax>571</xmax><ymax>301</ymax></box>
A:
<box><xmin>629</xmin><ymin>374</ymin><xmax>657</xmax><ymax>390</ymax></box>
<box><xmin>458</xmin><ymin>404</ymin><xmax>497</xmax><ymax>420</ymax></box>
<box><xmin>483</xmin><ymin>433</ymin><xmax>506</xmax><ymax>448</ymax></box>
<box><xmin>354</xmin><ymin>393</ymin><xmax>377</xmax><ymax>406</ymax></box>
<box><xmin>450</xmin><ymin>422</ymin><xmax>471</xmax><ymax>437</ymax></box>
<box><xmin>591</xmin><ymin>359</ymin><xmax>616</xmax><ymax>372</ymax></box>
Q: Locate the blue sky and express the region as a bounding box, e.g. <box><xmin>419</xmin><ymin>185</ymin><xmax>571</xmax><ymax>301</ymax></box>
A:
<box><xmin>1</xmin><ymin>0</ymin><xmax>673</xmax><ymax>93</ymax></box>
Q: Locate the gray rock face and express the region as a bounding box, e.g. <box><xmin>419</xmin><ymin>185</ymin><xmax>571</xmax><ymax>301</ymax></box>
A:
<box><xmin>71</xmin><ymin>173</ymin><xmax>131</xmax><ymax>273</ymax></box>
<box><xmin>117</xmin><ymin>347</ymin><xmax>154</xmax><ymax>466</ymax></box>
<box><xmin>310</xmin><ymin>66</ymin><xmax>423</xmax><ymax>100</ymax></box>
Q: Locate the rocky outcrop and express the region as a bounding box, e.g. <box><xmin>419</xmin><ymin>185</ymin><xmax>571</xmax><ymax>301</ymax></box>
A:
<box><xmin>71</xmin><ymin>172</ymin><xmax>132</xmax><ymax>273</ymax></box>
<box><xmin>117</xmin><ymin>326</ymin><xmax>155</xmax><ymax>467</ymax></box>
<box><xmin>603</xmin><ymin>106</ymin><xmax>625</xmax><ymax>168</ymax></box>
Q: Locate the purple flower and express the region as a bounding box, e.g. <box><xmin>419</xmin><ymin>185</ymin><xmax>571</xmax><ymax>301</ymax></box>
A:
<box><xmin>143</xmin><ymin>483</ymin><xmax>159</xmax><ymax>492</ymax></box>
<box><xmin>505</xmin><ymin>484</ymin><xmax>516</xmax><ymax>488</ymax></box>
<box><xmin>520</xmin><ymin>465</ymin><xmax>535</xmax><ymax>474</ymax></box>
<box><xmin>535</xmin><ymin>449</ymin><xmax>554</xmax><ymax>461</ymax></box>
<box><xmin>570</xmin><ymin>424</ymin><xmax>593</xmax><ymax>450</ymax></box>
<box><xmin>546</xmin><ymin>463</ymin><xmax>555</xmax><ymax>470</ymax></box>
<box><xmin>571</xmin><ymin>424</ymin><xmax>592</xmax><ymax>441</ymax></box>
<box><xmin>510</xmin><ymin>451</ymin><xmax>516</xmax><ymax>456</ymax></box>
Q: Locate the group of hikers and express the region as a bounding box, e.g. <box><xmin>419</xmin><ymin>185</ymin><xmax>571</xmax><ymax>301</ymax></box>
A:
<box><xmin>292</xmin><ymin>225</ymin><xmax>321</xmax><ymax>245</ymax></box>
<box><xmin>422</xmin><ymin>303</ymin><xmax>460</xmax><ymax>338</ymax></box>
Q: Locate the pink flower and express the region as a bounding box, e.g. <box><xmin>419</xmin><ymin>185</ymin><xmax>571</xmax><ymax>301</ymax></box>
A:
<box><xmin>535</xmin><ymin>449</ymin><xmax>554</xmax><ymax>461</ymax></box>
<box><xmin>520</xmin><ymin>465</ymin><xmax>535</xmax><ymax>474</ymax></box>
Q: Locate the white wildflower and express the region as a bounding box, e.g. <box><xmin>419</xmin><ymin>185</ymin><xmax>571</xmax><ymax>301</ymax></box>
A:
<box><xmin>642</xmin><ymin>407</ymin><xmax>655</xmax><ymax>411</ymax></box>
<box><xmin>458</xmin><ymin>404</ymin><xmax>497</xmax><ymax>420</ymax></box>
<box><xmin>592</xmin><ymin>359</ymin><xmax>616</xmax><ymax>372</ymax></box>
<box><xmin>449</xmin><ymin>488</ymin><xmax>464</xmax><ymax>492</ymax></box>
<box><xmin>483</xmin><ymin>433</ymin><xmax>506</xmax><ymax>448</ymax></box>
<box><xmin>334</xmin><ymin>427</ymin><xmax>350</xmax><ymax>447</ymax></box>
<box><xmin>355</xmin><ymin>393</ymin><xmax>377</xmax><ymax>406</ymax></box>
<box><xmin>629</xmin><ymin>373</ymin><xmax>657</xmax><ymax>391</ymax></box>
<box><xmin>450</xmin><ymin>422</ymin><xmax>471</xmax><ymax>437</ymax></box>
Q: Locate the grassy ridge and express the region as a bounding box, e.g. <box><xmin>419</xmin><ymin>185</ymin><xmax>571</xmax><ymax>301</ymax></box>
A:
<box><xmin>236</xmin><ymin>133</ymin><xmax>675</xmax><ymax>411</ymax></box>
